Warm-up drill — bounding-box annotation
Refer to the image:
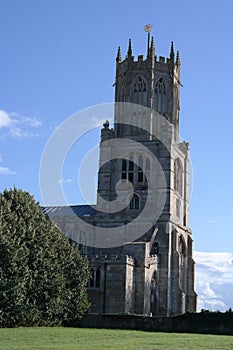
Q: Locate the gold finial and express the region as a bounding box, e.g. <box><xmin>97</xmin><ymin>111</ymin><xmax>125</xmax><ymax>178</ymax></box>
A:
<box><xmin>144</xmin><ymin>24</ymin><xmax>153</xmax><ymax>33</ymax></box>
<box><xmin>144</xmin><ymin>24</ymin><xmax>153</xmax><ymax>57</ymax></box>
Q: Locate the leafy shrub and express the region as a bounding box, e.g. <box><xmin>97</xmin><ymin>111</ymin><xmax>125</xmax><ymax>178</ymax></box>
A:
<box><xmin>0</xmin><ymin>187</ymin><xmax>89</xmax><ymax>327</ymax></box>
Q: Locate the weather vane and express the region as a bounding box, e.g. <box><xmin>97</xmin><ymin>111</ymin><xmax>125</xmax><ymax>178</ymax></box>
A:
<box><xmin>144</xmin><ymin>24</ymin><xmax>153</xmax><ymax>57</ymax></box>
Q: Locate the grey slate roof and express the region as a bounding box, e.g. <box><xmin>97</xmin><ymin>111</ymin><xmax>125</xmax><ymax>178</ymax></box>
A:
<box><xmin>41</xmin><ymin>205</ymin><xmax>96</xmax><ymax>218</ymax></box>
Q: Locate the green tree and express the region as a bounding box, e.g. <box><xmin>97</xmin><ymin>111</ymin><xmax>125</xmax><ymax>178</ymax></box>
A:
<box><xmin>0</xmin><ymin>187</ymin><xmax>89</xmax><ymax>326</ymax></box>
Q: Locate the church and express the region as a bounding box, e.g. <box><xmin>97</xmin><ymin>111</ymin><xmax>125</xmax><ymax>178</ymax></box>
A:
<box><xmin>43</xmin><ymin>29</ymin><xmax>197</xmax><ymax>316</ymax></box>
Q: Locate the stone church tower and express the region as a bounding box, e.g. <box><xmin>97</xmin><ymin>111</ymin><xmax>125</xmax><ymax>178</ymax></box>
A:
<box><xmin>43</xmin><ymin>31</ymin><xmax>197</xmax><ymax>316</ymax></box>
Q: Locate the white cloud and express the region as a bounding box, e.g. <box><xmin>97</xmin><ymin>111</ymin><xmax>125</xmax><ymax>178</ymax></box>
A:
<box><xmin>58</xmin><ymin>178</ymin><xmax>73</xmax><ymax>184</ymax></box>
<box><xmin>208</xmin><ymin>219</ymin><xmax>219</xmax><ymax>224</ymax></box>
<box><xmin>20</xmin><ymin>116</ymin><xmax>42</xmax><ymax>127</ymax></box>
<box><xmin>0</xmin><ymin>110</ymin><xmax>12</xmax><ymax>127</ymax></box>
<box><xmin>8</xmin><ymin>126</ymin><xmax>39</xmax><ymax>139</ymax></box>
<box><xmin>0</xmin><ymin>166</ymin><xmax>17</xmax><ymax>175</ymax></box>
<box><xmin>196</xmin><ymin>281</ymin><xmax>226</xmax><ymax>311</ymax></box>
<box><xmin>91</xmin><ymin>116</ymin><xmax>111</xmax><ymax>127</ymax></box>
<box><xmin>194</xmin><ymin>251</ymin><xmax>233</xmax><ymax>311</ymax></box>
<box><xmin>0</xmin><ymin>110</ymin><xmax>41</xmax><ymax>139</ymax></box>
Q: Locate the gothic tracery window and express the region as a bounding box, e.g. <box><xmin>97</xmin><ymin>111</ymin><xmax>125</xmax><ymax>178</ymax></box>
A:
<box><xmin>133</xmin><ymin>76</ymin><xmax>147</xmax><ymax>106</ymax></box>
<box><xmin>134</xmin><ymin>76</ymin><xmax>147</xmax><ymax>92</ymax></box>
<box><xmin>155</xmin><ymin>78</ymin><xmax>166</xmax><ymax>93</ymax></box>
<box><xmin>154</xmin><ymin>77</ymin><xmax>167</xmax><ymax>113</ymax></box>
<box><xmin>121</xmin><ymin>156</ymin><xmax>150</xmax><ymax>184</ymax></box>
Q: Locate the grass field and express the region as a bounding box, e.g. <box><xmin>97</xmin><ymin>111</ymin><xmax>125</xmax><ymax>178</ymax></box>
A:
<box><xmin>1</xmin><ymin>327</ymin><xmax>233</xmax><ymax>350</ymax></box>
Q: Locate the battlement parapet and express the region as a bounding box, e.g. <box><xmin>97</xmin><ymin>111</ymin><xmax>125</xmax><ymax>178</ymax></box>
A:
<box><xmin>89</xmin><ymin>254</ymin><xmax>135</xmax><ymax>265</ymax></box>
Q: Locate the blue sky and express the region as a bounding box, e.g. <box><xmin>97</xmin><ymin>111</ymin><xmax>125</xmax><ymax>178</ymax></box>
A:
<box><xmin>0</xmin><ymin>0</ymin><xmax>233</xmax><ymax>310</ymax></box>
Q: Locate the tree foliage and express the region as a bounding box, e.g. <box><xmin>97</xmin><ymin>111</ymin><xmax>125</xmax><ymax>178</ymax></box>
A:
<box><xmin>0</xmin><ymin>187</ymin><xmax>90</xmax><ymax>326</ymax></box>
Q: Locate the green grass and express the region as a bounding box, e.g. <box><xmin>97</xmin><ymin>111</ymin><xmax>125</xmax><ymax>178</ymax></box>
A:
<box><xmin>0</xmin><ymin>327</ymin><xmax>233</xmax><ymax>350</ymax></box>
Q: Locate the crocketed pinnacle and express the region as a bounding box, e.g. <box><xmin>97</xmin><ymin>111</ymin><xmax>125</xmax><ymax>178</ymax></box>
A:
<box><xmin>116</xmin><ymin>46</ymin><xmax>122</xmax><ymax>63</ymax></box>
<box><xmin>127</xmin><ymin>39</ymin><xmax>132</xmax><ymax>57</ymax></box>
<box><xmin>176</xmin><ymin>50</ymin><xmax>180</xmax><ymax>65</ymax></box>
<box><xmin>150</xmin><ymin>36</ymin><xmax>155</xmax><ymax>56</ymax></box>
<box><xmin>170</xmin><ymin>41</ymin><xmax>175</xmax><ymax>61</ymax></box>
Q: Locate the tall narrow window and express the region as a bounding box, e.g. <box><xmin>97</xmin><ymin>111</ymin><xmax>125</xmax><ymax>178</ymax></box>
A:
<box><xmin>145</xmin><ymin>158</ymin><xmax>150</xmax><ymax>182</ymax></box>
<box><xmin>95</xmin><ymin>268</ymin><xmax>101</xmax><ymax>288</ymax></box>
<box><xmin>179</xmin><ymin>236</ymin><xmax>186</xmax><ymax>292</ymax></box>
<box><xmin>134</xmin><ymin>76</ymin><xmax>147</xmax><ymax>93</ymax></box>
<box><xmin>89</xmin><ymin>268</ymin><xmax>94</xmax><ymax>288</ymax></box>
<box><xmin>88</xmin><ymin>267</ymin><xmax>101</xmax><ymax>289</ymax></box>
<box><xmin>174</xmin><ymin>158</ymin><xmax>183</xmax><ymax>196</ymax></box>
<box><xmin>133</xmin><ymin>76</ymin><xmax>147</xmax><ymax>106</ymax></box>
<box><xmin>138</xmin><ymin>156</ymin><xmax>143</xmax><ymax>182</ymax></box>
<box><xmin>79</xmin><ymin>231</ymin><xmax>87</xmax><ymax>256</ymax></box>
<box><xmin>150</xmin><ymin>271</ymin><xmax>157</xmax><ymax>316</ymax></box>
<box><xmin>128</xmin><ymin>157</ymin><xmax>134</xmax><ymax>183</ymax></box>
<box><xmin>130</xmin><ymin>193</ymin><xmax>140</xmax><ymax>210</ymax></box>
<box><xmin>122</xmin><ymin>159</ymin><xmax>127</xmax><ymax>179</ymax></box>
<box><xmin>176</xmin><ymin>198</ymin><xmax>181</xmax><ymax>217</ymax></box>
<box><xmin>154</xmin><ymin>78</ymin><xmax>167</xmax><ymax>113</ymax></box>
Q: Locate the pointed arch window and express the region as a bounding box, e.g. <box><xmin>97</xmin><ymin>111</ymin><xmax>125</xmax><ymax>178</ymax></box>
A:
<box><xmin>133</xmin><ymin>76</ymin><xmax>147</xmax><ymax>106</ymax></box>
<box><xmin>155</xmin><ymin>78</ymin><xmax>166</xmax><ymax>93</ymax></box>
<box><xmin>130</xmin><ymin>193</ymin><xmax>140</xmax><ymax>210</ymax></box>
<box><xmin>179</xmin><ymin>236</ymin><xmax>186</xmax><ymax>256</ymax></box>
<box><xmin>178</xmin><ymin>235</ymin><xmax>186</xmax><ymax>292</ymax></box>
<box><xmin>150</xmin><ymin>241</ymin><xmax>159</xmax><ymax>255</ymax></box>
<box><xmin>134</xmin><ymin>76</ymin><xmax>147</xmax><ymax>92</ymax></box>
<box><xmin>154</xmin><ymin>78</ymin><xmax>167</xmax><ymax>113</ymax></box>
